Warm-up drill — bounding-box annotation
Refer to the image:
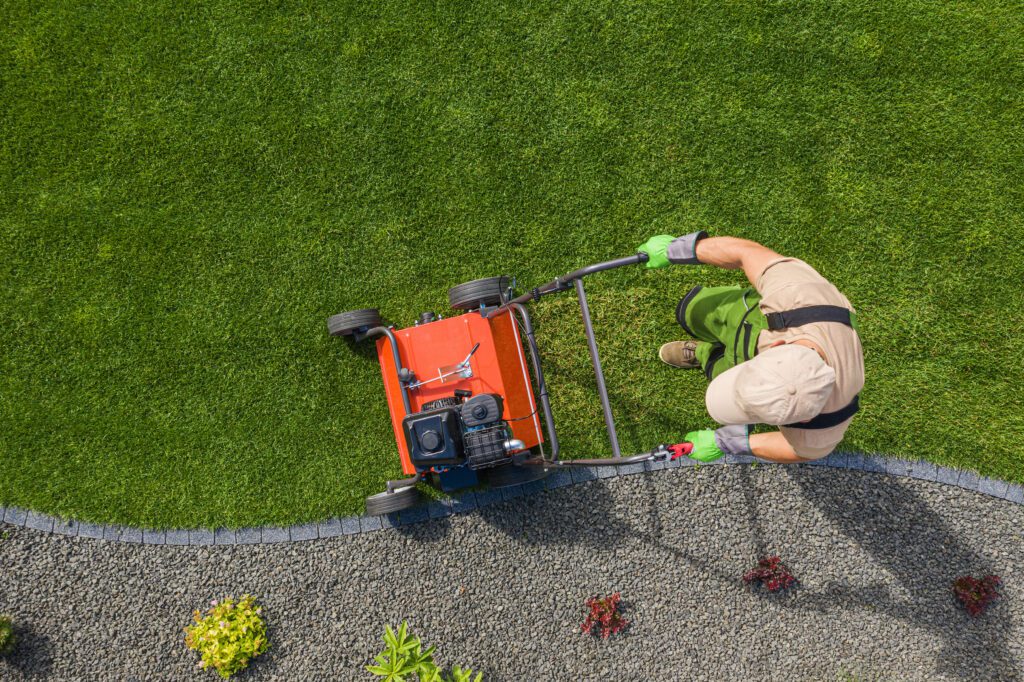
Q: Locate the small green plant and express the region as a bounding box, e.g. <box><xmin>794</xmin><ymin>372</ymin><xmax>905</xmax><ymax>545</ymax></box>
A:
<box><xmin>184</xmin><ymin>595</ymin><xmax>269</xmax><ymax>679</ymax></box>
<box><xmin>0</xmin><ymin>615</ymin><xmax>15</xmax><ymax>657</ymax></box>
<box><xmin>368</xmin><ymin>621</ymin><xmax>482</xmax><ymax>682</ymax></box>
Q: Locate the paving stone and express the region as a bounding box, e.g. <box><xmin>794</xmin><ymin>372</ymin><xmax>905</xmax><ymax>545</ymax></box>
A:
<box><xmin>617</xmin><ymin>462</ymin><xmax>647</xmax><ymax>476</ymax></box>
<box><xmin>475</xmin><ymin>488</ymin><xmax>504</xmax><ymax>508</ymax></box>
<box><xmin>237</xmin><ymin>527</ymin><xmax>262</xmax><ymax>544</ymax></box>
<box><xmin>805</xmin><ymin>456</ymin><xmax>828</xmax><ymax>467</ymax></box>
<box><xmin>165</xmin><ymin>529</ymin><xmax>190</xmax><ymax>545</ymax></box>
<box><xmin>1004</xmin><ymin>484</ymin><xmax>1024</xmax><ymax>504</ymax></box>
<box><xmin>25</xmin><ymin>511</ymin><xmax>54</xmax><ymax>533</ymax></box>
<box><xmin>646</xmin><ymin>459</ymin><xmax>668</xmax><ymax>472</ymax></box>
<box><xmin>189</xmin><ymin>529</ymin><xmax>214</xmax><ymax>546</ymax></box>
<box><xmin>908</xmin><ymin>460</ymin><xmax>938</xmax><ymax>482</ymax></box>
<box><xmin>958</xmin><ymin>470</ymin><xmax>981</xmax><ymax>491</ymax></box>
<box><xmin>381</xmin><ymin>513</ymin><xmax>400</xmax><ymax>529</ymax></box>
<box><xmin>862</xmin><ymin>455</ymin><xmax>886</xmax><ymax>473</ymax></box>
<box><xmin>317</xmin><ymin>519</ymin><xmax>343</xmax><ymax>538</ymax></box>
<box><xmin>884</xmin><ymin>458</ymin><xmax>911</xmax><ymax>477</ymax></box>
<box><xmin>428</xmin><ymin>499</ymin><xmax>453</xmax><ymax>518</ymax></box>
<box><xmin>570</xmin><ymin>467</ymin><xmax>599</xmax><ymax>484</ymax></box>
<box><xmin>977</xmin><ymin>477</ymin><xmax>1009</xmax><ymax>499</ymax></box>
<box><xmin>521</xmin><ymin>479</ymin><xmax>546</xmax><ymax>497</ymax></box>
<box><xmin>289</xmin><ymin>523</ymin><xmax>319</xmax><ymax>541</ymax></box>
<box><xmin>501</xmin><ymin>485</ymin><xmax>526</xmax><ymax>501</ymax></box>
<box><xmin>726</xmin><ymin>453</ymin><xmax>757</xmax><ymax>465</ymax></box>
<box><xmin>845</xmin><ymin>452</ymin><xmax>865</xmax><ymax>470</ymax></box>
<box><xmin>214</xmin><ymin>528</ymin><xmax>236</xmax><ymax>545</ymax></box>
<box><xmin>341</xmin><ymin>517</ymin><xmax>361</xmax><ymax>535</ymax></box>
<box><xmin>261</xmin><ymin>527</ymin><xmax>290</xmax><ymax>543</ymax></box>
<box><xmin>119</xmin><ymin>527</ymin><xmax>143</xmax><ymax>544</ymax></box>
<box><xmin>359</xmin><ymin>515</ymin><xmax>384</xmax><ymax>533</ymax></box>
<box><xmin>77</xmin><ymin>522</ymin><xmax>106</xmax><ymax>540</ymax></box>
<box><xmin>544</xmin><ymin>469</ymin><xmax>574</xmax><ymax>489</ymax></box>
<box><xmin>823</xmin><ymin>452</ymin><xmax>848</xmax><ymax>469</ymax></box>
<box><xmin>3</xmin><ymin>507</ymin><xmax>27</xmax><ymax>526</ymax></box>
<box><xmin>450</xmin><ymin>492</ymin><xmax>478</xmax><ymax>514</ymax></box>
<box><xmin>398</xmin><ymin>506</ymin><xmax>430</xmax><ymax>525</ymax></box>
<box><xmin>53</xmin><ymin>519</ymin><xmax>80</xmax><ymax>537</ymax></box>
<box><xmin>142</xmin><ymin>529</ymin><xmax>166</xmax><ymax>545</ymax></box>
<box><xmin>597</xmin><ymin>465</ymin><xmax>617</xmax><ymax>479</ymax></box>
<box><xmin>935</xmin><ymin>466</ymin><xmax>960</xmax><ymax>486</ymax></box>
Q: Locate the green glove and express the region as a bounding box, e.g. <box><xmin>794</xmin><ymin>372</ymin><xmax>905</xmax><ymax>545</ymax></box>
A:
<box><xmin>683</xmin><ymin>429</ymin><xmax>724</xmax><ymax>462</ymax></box>
<box><xmin>637</xmin><ymin>234</ymin><xmax>675</xmax><ymax>269</ymax></box>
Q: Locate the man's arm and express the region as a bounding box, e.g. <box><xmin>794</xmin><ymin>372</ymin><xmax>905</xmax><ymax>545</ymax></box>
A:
<box><xmin>749</xmin><ymin>431</ymin><xmax>814</xmax><ymax>463</ymax></box>
<box><xmin>686</xmin><ymin>426</ymin><xmax>826</xmax><ymax>464</ymax></box>
<box><xmin>694</xmin><ymin>236</ymin><xmax>783</xmax><ymax>287</ymax></box>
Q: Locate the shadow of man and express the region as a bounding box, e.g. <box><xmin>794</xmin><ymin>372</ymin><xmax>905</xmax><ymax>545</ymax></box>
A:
<box><xmin>785</xmin><ymin>467</ymin><xmax>1018</xmax><ymax>681</ymax></box>
<box><xmin>0</xmin><ymin>623</ymin><xmax>55</xmax><ymax>681</ymax></box>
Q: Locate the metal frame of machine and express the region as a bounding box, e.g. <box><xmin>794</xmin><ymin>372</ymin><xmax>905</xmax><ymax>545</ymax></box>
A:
<box><xmin>328</xmin><ymin>251</ymin><xmax>692</xmax><ymax>514</ymax></box>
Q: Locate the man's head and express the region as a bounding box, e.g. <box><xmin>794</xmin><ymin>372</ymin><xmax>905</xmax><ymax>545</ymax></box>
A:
<box><xmin>705</xmin><ymin>342</ymin><xmax>835</xmax><ymax>425</ymax></box>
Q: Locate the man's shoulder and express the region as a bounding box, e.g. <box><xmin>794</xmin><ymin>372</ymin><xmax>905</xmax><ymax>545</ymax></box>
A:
<box><xmin>756</xmin><ymin>258</ymin><xmax>853</xmax><ymax>312</ymax></box>
<box><xmin>756</xmin><ymin>257</ymin><xmax>830</xmax><ymax>291</ymax></box>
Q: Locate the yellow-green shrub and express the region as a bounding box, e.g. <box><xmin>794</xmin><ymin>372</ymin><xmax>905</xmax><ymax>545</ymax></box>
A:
<box><xmin>0</xmin><ymin>615</ymin><xmax>15</xmax><ymax>657</ymax></box>
<box><xmin>184</xmin><ymin>595</ymin><xmax>269</xmax><ymax>678</ymax></box>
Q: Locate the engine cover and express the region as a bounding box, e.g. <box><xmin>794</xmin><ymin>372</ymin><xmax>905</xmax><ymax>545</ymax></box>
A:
<box><xmin>402</xmin><ymin>406</ymin><xmax>463</xmax><ymax>468</ymax></box>
<box><xmin>461</xmin><ymin>394</ymin><xmax>504</xmax><ymax>428</ymax></box>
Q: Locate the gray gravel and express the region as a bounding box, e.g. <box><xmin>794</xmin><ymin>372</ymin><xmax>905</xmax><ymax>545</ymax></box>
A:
<box><xmin>0</xmin><ymin>465</ymin><xmax>1022</xmax><ymax>681</ymax></box>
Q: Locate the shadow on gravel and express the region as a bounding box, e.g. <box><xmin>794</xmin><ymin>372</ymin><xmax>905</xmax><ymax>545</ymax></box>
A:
<box><xmin>786</xmin><ymin>468</ymin><xmax>1018</xmax><ymax>682</ymax></box>
<box><xmin>0</xmin><ymin>624</ymin><xmax>54</xmax><ymax>680</ymax></box>
<box><xmin>474</xmin><ymin>479</ymin><xmax>631</xmax><ymax>548</ymax></box>
<box><xmin>391</xmin><ymin>516</ymin><xmax>452</xmax><ymax>541</ymax></box>
<box><xmin>475</xmin><ymin>471</ymin><xmax>743</xmax><ymax>586</ymax></box>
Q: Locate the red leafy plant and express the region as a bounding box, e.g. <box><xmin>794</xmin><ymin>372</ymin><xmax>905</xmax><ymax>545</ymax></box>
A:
<box><xmin>581</xmin><ymin>592</ymin><xmax>629</xmax><ymax>639</ymax></box>
<box><xmin>953</xmin><ymin>575</ymin><xmax>1002</xmax><ymax>617</ymax></box>
<box><xmin>743</xmin><ymin>556</ymin><xmax>799</xmax><ymax>593</ymax></box>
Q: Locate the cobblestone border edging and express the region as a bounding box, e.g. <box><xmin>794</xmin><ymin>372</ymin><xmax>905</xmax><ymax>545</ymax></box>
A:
<box><xmin>3</xmin><ymin>452</ymin><xmax>1022</xmax><ymax>545</ymax></box>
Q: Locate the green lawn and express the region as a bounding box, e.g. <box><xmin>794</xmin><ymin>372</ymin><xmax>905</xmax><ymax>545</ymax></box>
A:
<box><xmin>2</xmin><ymin>0</ymin><xmax>1022</xmax><ymax>529</ymax></box>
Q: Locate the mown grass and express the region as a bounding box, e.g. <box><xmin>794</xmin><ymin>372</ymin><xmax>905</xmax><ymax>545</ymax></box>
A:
<box><xmin>1</xmin><ymin>0</ymin><xmax>1021</xmax><ymax>528</ymax></box>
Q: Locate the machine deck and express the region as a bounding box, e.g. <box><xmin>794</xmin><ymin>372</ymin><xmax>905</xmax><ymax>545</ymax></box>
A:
<box><xmin>377</xmin><ymin>310</ymin><xmax>543</xmax><ymax>475</ymax></box>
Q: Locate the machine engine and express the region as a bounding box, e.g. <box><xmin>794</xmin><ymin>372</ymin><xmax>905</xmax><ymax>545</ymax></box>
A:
<box><xmin>401</xmin><ymin>392</ymin><xmax>522</xmax><ymax>487</ymax></box>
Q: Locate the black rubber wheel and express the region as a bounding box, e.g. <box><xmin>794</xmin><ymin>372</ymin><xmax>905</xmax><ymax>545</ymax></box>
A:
<box><xmin>480</xmin><ymin>462</ymin><xmax>549</xmax><ymax>488</ymax></box>
<box><xmin>422</xmin><ymin>397</ymin><xmax>462</xmax><ymax>410</ymax></box>
<box><xmin>448</xmin><ymin>276</ymin><xmax>511</xmax><ymax>311</ymax></box>
<box><xmin>327</xmin><ymin>308</ymin><xmax>382</xmax><ymax>337</ymax></box>
<box><xmin>365</xmin><ymin>486</ymin><xmax>421</xmax><ymax>515</ymax></box>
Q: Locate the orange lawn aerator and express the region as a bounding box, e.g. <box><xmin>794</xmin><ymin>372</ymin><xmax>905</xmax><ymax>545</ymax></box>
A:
<box><xmin>327</xmin><ymin>252</ymin><xmax>693</xmax><ymax>515</ymax></box>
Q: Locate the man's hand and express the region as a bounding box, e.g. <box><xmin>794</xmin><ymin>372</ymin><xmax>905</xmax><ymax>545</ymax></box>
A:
<box><xmin>637</xmin><ymin>234</ymin><xmax>674</xmax><ymax>269</ymax></box>
<box><xmin>683</xmin><ymin>429</ymin><xmax>723</xmax><ymax>462</ymax></box>
<box><xmin>684</xmin><ymin>425</ymin><xmax>752</xmax><ymax>462</ymax></box>
<box><xmin>638</xmin><ymin>231</ymin><xmax>708</xmax><ymax>268</ymax></box>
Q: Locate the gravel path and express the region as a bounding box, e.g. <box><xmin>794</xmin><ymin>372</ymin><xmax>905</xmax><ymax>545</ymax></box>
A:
<box><xmin>1</xmin><ymin>465</ymin><xmax>1022</xmax><ymax>681</ymax></box>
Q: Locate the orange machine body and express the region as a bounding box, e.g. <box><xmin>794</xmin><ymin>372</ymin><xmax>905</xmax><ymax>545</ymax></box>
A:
<box><xmin>376</xmin><ymin>310</ymin><xmax>543</xmax><ymax>475</ymax></box>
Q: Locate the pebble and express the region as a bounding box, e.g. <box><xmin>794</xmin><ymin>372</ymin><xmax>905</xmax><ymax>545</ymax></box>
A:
<box><xmin>0</xmin><ymin>467</ymin><xmax>1021</xmax><ymax>680</ymax></box>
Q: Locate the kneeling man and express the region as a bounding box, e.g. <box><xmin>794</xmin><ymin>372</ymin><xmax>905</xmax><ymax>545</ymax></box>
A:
<box><xmin>638</xmin><ymin>233</ymin><xmax>864</xmax><ymax>464</ymax></box>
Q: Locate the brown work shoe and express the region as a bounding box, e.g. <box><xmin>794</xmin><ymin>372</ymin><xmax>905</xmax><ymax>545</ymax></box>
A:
<box><xmin>659</xmin><ymin>340</ymin><xmax>701</xmax><ymax>369</ymax></box>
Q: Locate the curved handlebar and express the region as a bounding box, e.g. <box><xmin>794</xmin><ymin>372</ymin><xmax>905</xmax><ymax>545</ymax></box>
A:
<box><xmin>485</xmin><ymin>251</ymin><xmax>650</xmax><ymax>316</ymax></box>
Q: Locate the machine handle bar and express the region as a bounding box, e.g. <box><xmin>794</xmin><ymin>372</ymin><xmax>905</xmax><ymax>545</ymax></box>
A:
<box><xmin>485</xmin><ymin>252</ymin><xmax>649</xmax><ymax>317</ymax></box>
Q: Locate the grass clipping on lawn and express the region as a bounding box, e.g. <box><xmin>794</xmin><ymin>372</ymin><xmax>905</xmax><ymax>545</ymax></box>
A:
<box><xmin>1</xmin><ymin>0</ymin><xmax>1021</xmax><ymax>528</ymax></box>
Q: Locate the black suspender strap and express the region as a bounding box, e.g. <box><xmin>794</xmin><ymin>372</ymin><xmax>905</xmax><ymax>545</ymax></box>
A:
<box><xmin>762</xmin><ymin>304</ymin><xmax>860</xmax><ymax>429</ymax></box>
<box><xmin>765</xmin><ymin>305</ymin><xmax>854</xmax><ymax>331</ymax></box>
<box><xmin>784</xmin><ymin>395</ymin><xmax>860</xmax><ymax>430</ymax></box>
